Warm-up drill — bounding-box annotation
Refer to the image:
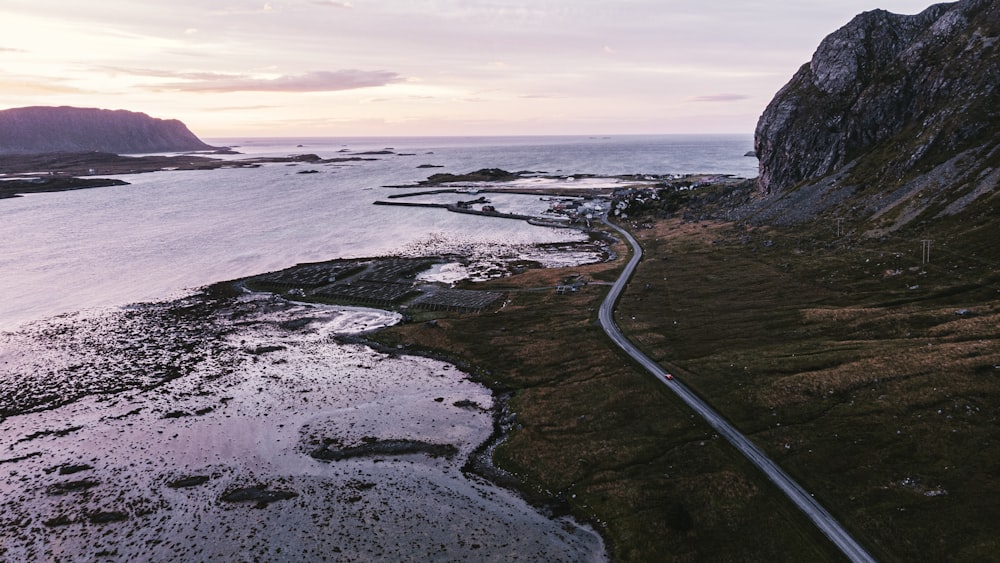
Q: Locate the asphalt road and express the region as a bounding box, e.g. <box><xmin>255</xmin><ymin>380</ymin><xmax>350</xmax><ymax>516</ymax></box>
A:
<box><xmin>599</xmin><ymin>218</ymin><xmax>876</xmax><ymax>563</ymax></box>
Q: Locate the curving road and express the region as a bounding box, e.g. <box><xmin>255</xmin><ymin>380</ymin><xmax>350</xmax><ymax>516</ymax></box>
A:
<box><xmin>598</xmin><ymin>218</ymin><xmax>876</xmax><ymax>563</ymax></box>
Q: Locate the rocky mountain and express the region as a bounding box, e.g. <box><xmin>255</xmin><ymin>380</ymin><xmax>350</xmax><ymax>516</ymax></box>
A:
<box><xmin>0</xmin><ymin>106</ymin><xmax>215</xmax><ymax>155</ymax></box>
<box><xmin>751</xmin><ymin>0</ymin><xmax>999</xmax><ymax>232</ymax></box>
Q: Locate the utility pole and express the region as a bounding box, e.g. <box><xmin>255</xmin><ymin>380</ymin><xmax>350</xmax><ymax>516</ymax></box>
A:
<box><xmin>921</xmin><ymin>239</ymin><xmax>932</xmax><ymax>264</ymax></box>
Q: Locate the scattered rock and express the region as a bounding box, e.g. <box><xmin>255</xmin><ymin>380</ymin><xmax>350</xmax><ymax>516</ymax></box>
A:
<box><xmin>47</xmin><ymin>479</ymin><xmax>99</xmax><ymax>495</ymax></box>
<box><xmin>249</xmin><ymin>345</ymin><xmax>286</xmax><ymax>355</ymax></box>
<box><xmin>311</xmin><ymin>439</ymin><xmax>458</xmax><ymax>462</ymax></box>
<box><xmin>167</xmin><ymin>475</ymin><xmax>211</xmax><ymax>489</ymax></box>
<box><xmin>220</xmin><ymin>485</ymin><xmax>299</xmax><ymax>508</ymax></box>
<box><xmin>18</xmin><ymin>426</ymin><xmax>84</xmax><ymax>443</ymax></box>
<box><xmin>59</xmin><ymin>463</ymin><xmax>94</xmax><ymax>475</ymax></box>
<box><xmin>88</xmin><ymin>511</ymin><xmax>129</xmax><ymax>524</ymax></box>
<box><xmin>43</xmin><ymin>515</ymin><xmax>74</xmax><ymax>527</ymax></box>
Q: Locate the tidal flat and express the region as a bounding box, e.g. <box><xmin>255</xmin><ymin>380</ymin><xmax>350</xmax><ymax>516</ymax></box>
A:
<box><xmin>0</xmin><ymin>286</ymin><xmax>606</xmax><ymax>562</ymax></box>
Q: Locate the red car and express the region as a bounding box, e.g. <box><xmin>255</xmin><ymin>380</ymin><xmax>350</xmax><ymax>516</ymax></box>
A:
<box><xmin>664</xmin><ymin>373</ymin><xmax>673</xmax><ymax>380</ymax></box>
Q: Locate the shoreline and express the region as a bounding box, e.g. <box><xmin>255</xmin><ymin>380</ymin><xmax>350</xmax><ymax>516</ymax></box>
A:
<box><xmin>0</xmin><ymin>151</ymin><xmax>755</xmax><ymax>560</ymax></box>
<box><xmin>0</xmin><ymin>243</ymin><xmax>612</xmax><ymax>562</ymax></box>
<box><xmin>0</xmin><ymin>150</ymin><xmax>379</xmax><ymax>199</ymax></box>
<box><xmin>342</xmin><ymin>329</ymin><xmax>581</xmax><ymax>519</ymax></box>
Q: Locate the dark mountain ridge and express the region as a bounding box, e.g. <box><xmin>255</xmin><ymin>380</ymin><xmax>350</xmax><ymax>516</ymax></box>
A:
<box><xmin>0</xmin><ymin>106</ymin><xmax>215</xmax><ymax>155</ymax></box>
<box><xmin>750</xmin><ymin>0</ymin><xmax>999</xmax><ymax>235</ymax></box>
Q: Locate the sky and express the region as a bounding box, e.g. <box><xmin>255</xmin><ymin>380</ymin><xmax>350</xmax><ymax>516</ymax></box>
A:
<box><xmin>1</xmin><ymin>0</ymin><xmax>940</xmax><ymax>138</ymax></box>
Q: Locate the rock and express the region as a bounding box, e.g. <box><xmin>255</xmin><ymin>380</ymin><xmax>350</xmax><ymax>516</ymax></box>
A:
<box><xmin>424</xmin><ymin>168</ymin><xmax>519</xmax><ymax>185</ymax></box>
<box><xmin>752</xmin><ymin>0</ymin><xmax>1000</xmax><ymax>227</ymax></box>
<box><xmin>220</xmin><ymin>485</ymin><xmax>298</xmax><ymax>508</ymax></box>
<box><xmin>43</xmin><ymin>515</ymin><xmax>74</xmax><ymax>527</ymax></box>
<box><xmin>46</xmin><ymin>479</ymin><xmax>99</xmax><ymax>495</ymax></box>
<box><xmin>58</xmin><ymin>463</ymin><xmax>93</xmax><ymax>475</ymax></box>
<box><xmin>310</xmin><ymin>438</ymin><xmax>459</xmax><ymax>461</ymax></box>
<box><xmin>167</xmin><ymin>475</ymin><xmax>211</xmax><ymax>489</ymax></box>
<box><xmin>88</xmin><ymin>511</ymin><xmax>129</xmax><ymax>524</ymax></box>
<box><xmin>453</xmin><ymin>399</ymin><xmax>483</xmax><ymax>410</ymax></box>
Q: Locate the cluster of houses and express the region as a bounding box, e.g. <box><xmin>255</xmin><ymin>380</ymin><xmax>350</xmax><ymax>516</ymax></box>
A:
<box><xmin>540</xmin><ymin>196</ymin><xmax>606</xmax><ymax>227</ymax></box>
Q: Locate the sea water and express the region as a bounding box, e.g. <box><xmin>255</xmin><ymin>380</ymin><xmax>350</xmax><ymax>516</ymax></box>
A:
<box><xmin>0</xmin><ymin>134</ymin><xmax>755</xmax><ymax>330</ymax></box>
<box><xmin>0</xmin><ymin>135</ymin><xmax>754</xmax><ymax>561</ymax></box>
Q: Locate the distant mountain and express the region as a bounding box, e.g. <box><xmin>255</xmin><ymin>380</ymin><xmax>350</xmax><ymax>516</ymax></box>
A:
<box><xmin>0</xmin><ymin>106</ymin><xmax>215</xmax><ymax>155</ymax></box>
<box><xmin>751</xmin><ymin>0</ymin><xmax>999</xmax><ymax>232</ymax></box>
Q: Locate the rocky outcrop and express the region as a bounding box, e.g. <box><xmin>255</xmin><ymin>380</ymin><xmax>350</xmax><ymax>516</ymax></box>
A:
<box><xmin>0</xmin><ymin>106</ymin><xmax>215</xmax><ymax>155</ymax></box>
<box><xmin>752</xmin><ymin>0</ymin><xmax>1000</xmax><ymax>230</ymax></box>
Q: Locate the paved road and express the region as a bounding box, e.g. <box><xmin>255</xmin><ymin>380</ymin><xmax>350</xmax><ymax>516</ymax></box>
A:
<box><xmin>599</xmin><ymin>218</ymin><xmax>876</xmax><ymax>563</ymax></box>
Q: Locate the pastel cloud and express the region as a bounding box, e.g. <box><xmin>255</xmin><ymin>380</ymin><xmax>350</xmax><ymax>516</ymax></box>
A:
<box><xmin>205</xmin><ymin>105</ymin><xmax>280</xmax><ymax>112</ymax></box>
<box><xmin>113</xmin><ymin>69</ymin><xmax>403</xmax><ymax>93</ymax></box>
<box><xmin>0</xmin><ymin>78</ymin><xmax>87</xmax><ymax>95</ymax></box>
<box><xmin>312</xmin><ymin>1</ymin><xmax>354</xmax><ymax>7</ymax></box>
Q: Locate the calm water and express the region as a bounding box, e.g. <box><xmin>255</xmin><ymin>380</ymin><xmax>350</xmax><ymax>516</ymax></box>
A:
<box><xmin>0</xmin><ymin>134</ymin><xmax>755</xmax><ymax>330</ymax></box>
<box><xmin>0</xmin><ymin>134</ymin><xmax>754</xmax><ymax>560</ymax></box>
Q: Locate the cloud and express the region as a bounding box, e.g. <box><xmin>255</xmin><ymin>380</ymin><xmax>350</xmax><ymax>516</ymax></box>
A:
<box><xmin>0</xmin><ymin>78</ymin><xmax>87</xmax><ymax>95</ymax></box>
<box><xmin>205</xmin><ymin>104</ymin><xmax>279</xmax><ymax>112</ymax></box>
<box><xmin>165</xmin><ymin>70</ymin><xmax>403</xmax><ymax>93</ymax></box>
<box><xmin>97</xmin><ymin>67</ymin><xmax>402</xmax><ymax>93</ymax></box>
<box><xmin>208</xmin><ymin>3</ymin><xmax>275</xmax><ymax>16</ymax></box>
<box><xmin>311</xmin><ymin>0</ymin><xmax>353</xmax><ymax>7</ymax></box>
<box><xmin>98</xmin><ymin>66</ymin><xmax>232</xmax><ymax>81</ymax></box>
<box><xmin>687</xmin><ymin>93</ymin><xmax>751</xmax><ymax>103</ymax></box>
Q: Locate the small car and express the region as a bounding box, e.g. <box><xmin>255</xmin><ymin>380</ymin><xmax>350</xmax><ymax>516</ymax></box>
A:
<box><xmin>664</xmin><ymin>373</ymin><xmax>673</xmax><ymax>380</ymax></box>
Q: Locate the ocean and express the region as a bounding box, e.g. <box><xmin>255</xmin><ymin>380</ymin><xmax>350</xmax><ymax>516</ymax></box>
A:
<box><xmin>0</xmin><ymin>134</ymin><xmax>755</xmax><ymax>331</ymax></box>
<box><xmin>0</xmin><ymin>134</ymin><xmax>755</xmax><ymax>561</ymax></box>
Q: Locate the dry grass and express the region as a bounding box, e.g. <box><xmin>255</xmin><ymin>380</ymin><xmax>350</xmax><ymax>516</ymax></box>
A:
<box><xmin>615</xmin><ymin>216</ymin><xmax>1000</xmax><ymax>562</ymax></box>
<box><xmin>371</xmin><ymin>210</ymin><xmax>1000</xmax><ymax>562</ymax></box>
<box><xmin>371</xmin><ymin>224</ymin><xmax>840</xmax><ymax>562</ymax></box>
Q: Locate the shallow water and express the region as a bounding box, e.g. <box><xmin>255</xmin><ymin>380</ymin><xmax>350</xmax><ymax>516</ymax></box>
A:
<box><xmin>0</xmin><ymin>296</ymin><xmax>607</xmax><ymax>562</ymax></box>
<box><xmin>1</xmin><ymin>135</ymin><xmax>754</xmax><ymax>331</ymax></box>
<box><xmin>0</xmin><ymin>135</ymin><xmax>754</xmax><ymax>560</ymax></box>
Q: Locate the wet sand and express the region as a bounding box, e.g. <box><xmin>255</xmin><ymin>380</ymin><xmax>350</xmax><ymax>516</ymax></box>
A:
<box><xmin>0</xmin><ymin>290</ymin><xmax>606</xmax><ymax>562</ymax></box>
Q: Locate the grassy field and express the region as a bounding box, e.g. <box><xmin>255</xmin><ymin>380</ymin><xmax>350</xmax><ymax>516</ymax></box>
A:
<box><xmin>371</xmin><ymin>229</ymin><xmax>842</xmax><ymax>562</ymax></box>
<box><xmin>372</xmin><ymin>198</ymin><xmax>1000</xmax><ymax>561</ymax></box>
<box><xmin>615</xmin><ymin>215</ymin><xmax>1000</xmax><ymax>561</ymax></box>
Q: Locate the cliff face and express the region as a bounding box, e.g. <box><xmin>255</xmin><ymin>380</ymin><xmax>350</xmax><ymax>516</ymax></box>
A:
<box><xmin>0</xmin><ymin>106</ymin><xmax>215</xmax><ymax>155</ymax></box>
<box><xmin>752</xmin><ymin>0</ymin><xmax>1000</xmax><ymax>231</ymax></box>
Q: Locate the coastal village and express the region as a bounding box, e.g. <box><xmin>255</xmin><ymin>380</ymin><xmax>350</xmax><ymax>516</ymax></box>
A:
<box><xmin>245</xmin><ymin>170</ymin><xmax>746</xmax><ymax>315</ymax></box>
